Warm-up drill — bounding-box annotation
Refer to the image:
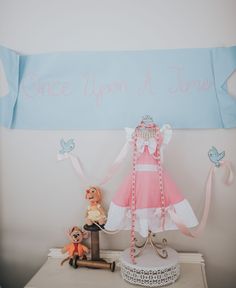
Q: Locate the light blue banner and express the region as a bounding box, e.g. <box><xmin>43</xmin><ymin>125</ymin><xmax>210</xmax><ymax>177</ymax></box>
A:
<box><xmin>0</xmin><ymin>46</ymin><xmax>19</xmax><ymax>128</ymax></box>
<box><xmin>0</xmin><ymin>46</ymin><xmax>236</xmax><ymax>129</ymax></box>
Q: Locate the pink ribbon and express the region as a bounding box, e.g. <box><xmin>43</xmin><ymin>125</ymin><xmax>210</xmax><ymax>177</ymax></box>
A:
<box><xmin>169</xmin><ymin>160</ymin><xmax>234</xmax><ymax>238</ymax></box>
<box><xmin>99</xmin><ymin>141</ymin><xmax>130</xmax><ymax>185</ymax></box>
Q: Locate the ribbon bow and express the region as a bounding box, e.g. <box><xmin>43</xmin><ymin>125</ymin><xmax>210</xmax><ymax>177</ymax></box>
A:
<box><xmin>136</xmin><ymin>137</ymin><xmax>157</xmax><ymax>155</ymax></box>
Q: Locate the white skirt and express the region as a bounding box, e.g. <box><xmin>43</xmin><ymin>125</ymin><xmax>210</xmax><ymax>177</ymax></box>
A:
<box><xmin>105</xmin><ymin>199</ymin><xmax>199</xmax><ymax>238</ymax></box>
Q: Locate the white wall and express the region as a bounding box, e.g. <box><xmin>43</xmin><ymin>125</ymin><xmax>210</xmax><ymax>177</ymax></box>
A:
<box><xmin>0</xmin><ymin>0</ymin><xmax>236</xmax><ymax>287</ymax></box>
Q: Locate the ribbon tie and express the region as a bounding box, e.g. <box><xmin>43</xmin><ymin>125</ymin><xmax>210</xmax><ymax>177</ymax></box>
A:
<box><xmin>136</xmin><ymin>137</ymin><xmax>157</xmax><ymax>155</ymax></box>
<box><xmin>168</xmin><ymin>160</ymin><xmax>234</xmax><ymax>238</ymax></box>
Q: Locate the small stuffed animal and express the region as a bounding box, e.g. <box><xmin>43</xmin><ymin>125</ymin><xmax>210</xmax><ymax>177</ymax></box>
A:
<box><xmin>85</xmin><ymin>187</ymin><xmax>107</xmax><ymax>226</ymax></box>
<box><xmin>61</xmin><ymin>226</ymin><xmax>89</xmax><ymax>265</ymax></box>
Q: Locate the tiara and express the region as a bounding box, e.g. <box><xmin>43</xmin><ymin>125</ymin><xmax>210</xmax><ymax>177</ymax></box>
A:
<box><xmin>141</xmin><ymin>115</ymin><xmax>154</xmax><ymax>124</ymax></box>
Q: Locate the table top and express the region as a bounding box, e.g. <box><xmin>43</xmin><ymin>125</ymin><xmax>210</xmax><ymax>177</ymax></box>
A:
<box><xmin>25</xmin><ymin>250</ymin><xmax>208</xmax><ymax>288</ymax></box>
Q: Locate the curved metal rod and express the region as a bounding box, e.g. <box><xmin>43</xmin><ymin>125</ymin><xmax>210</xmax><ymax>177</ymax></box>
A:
<box><xmin>150</xmin><ymin>240</ymin><xmax>168</xmax><ymax>259</ymax></box>
<box><xmin>134</xmin><ymin>237</ymin><xmax>147</xmax><ymax>249</ymax></box>
<box><xmin>134</xmin><ymin>237</ymin><xmax>149</xmax><ymax>257</ymax></box>
<box><xmin>152</xmin><ymin>237</ymin><xmax>167</xmax><ymax>249</ymax></box>
<box><xmin>162</xmin><ymin>238</ymin><xmax>168</xmax><ymax>246</ymax></box>
<box><xmin>134</xmin><ymin>231</ymin><xmax>168</xmax><ymax>259</ymax></box>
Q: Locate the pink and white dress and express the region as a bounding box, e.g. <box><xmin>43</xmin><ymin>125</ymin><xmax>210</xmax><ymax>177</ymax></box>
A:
<box><xmin>105</xmin><ymin>124</ymin><xmax>198</xmax><ymax>238</ymax></box>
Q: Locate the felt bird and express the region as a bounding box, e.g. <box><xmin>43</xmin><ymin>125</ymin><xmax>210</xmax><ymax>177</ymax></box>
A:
<box><xmin>59</xmin><ymin>138</ymin><xmax>75</xmax><ymax>154</ymax></box>
<box><xmin>208</xmin><ymin>146</ymin><xmax>225</xmax><ymax>167</ymax></box>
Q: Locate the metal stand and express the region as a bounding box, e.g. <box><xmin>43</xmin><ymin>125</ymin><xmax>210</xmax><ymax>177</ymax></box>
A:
<box><xmin>135</xmin><ymin>230</ymin><xmax>168</xmax><ymax>259</ymax></box>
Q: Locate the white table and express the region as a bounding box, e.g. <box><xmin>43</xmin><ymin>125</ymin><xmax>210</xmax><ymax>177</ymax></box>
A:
<box><xmin>25</xmin><ymin>250</ymin><xmax>208</xmax><ymax>288</ymax></box>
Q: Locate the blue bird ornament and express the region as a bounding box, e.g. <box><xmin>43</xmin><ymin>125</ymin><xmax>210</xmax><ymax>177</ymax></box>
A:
<box><xmin>208</xmin><ymin>146</ymin><xmax>225</xmax><ymax>167</ymax></box>
<box><xmin>59</xmin><ymin>138</ymin><xmax>75</xmax><ymax>154</ymax></box>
